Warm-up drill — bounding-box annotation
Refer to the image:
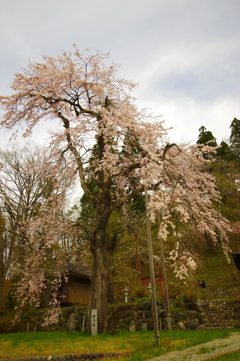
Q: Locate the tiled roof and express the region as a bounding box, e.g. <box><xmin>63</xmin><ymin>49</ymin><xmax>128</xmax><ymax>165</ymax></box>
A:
<box><xmin>59</xmin><ymin>262</ymin><xmax>91</xmax><ymax>278</ymax></box>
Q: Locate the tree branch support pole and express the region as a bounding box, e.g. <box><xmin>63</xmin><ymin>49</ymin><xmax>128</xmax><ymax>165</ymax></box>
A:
<box><xmin>157</xmin><ymin>212</ymin><xmax>172</xmax><ymax>331</ymax></box>
<box><xmin>144</xmin><ymin>184</ymin><xmax>160</xmax><ymax>346</ymax></box>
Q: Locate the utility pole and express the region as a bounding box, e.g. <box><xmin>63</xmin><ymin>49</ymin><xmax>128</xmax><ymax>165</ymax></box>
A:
<box><xmin>144</xmin><ymin>184</ymin><xmax>160</xmax><ymax>346</ymax></box>
<box><xmin>157</xmin><ymin>212</ymin><xmax>172</xmax><ymax>331</ymax></box>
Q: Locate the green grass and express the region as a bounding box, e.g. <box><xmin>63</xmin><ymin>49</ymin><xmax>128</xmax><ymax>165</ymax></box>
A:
<box><xmin>0</xmin><ymin>329</ymin><xmax>234</xmax><ymax>360</ymax></box>
<box><xmin>210</xmin><ymin>349</ymin><xmax>240</xmax><ymax>360</ymax></box>
<box><xmin>197</xmin><ymin>345</ymin><xmax>212</xmax><ymax>354</ymax></box>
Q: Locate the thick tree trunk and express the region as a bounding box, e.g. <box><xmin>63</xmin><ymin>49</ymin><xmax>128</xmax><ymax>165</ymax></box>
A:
<box><xmin>90</xmin><ymin>248</ymin><xmax>109</xmax><ymax>333</ymax></box>
<box><xmin>90</xmin><ymin>197</ymin><xmax>111</xmax><ymax>333</ymax></box>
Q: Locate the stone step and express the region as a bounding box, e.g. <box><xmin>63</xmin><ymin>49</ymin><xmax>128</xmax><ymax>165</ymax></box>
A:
<box><xmin>202</xmin><ymin>300</ymin><xmax>238</xmax><ymax>329</ymax></box>
<box><xmin>194</xmin><ymin>300</ymin><xmax>234</xmax><ymax>329</ymax></box>
<box><xmin>206</xmin><ymin>315</ymin><xmax>235</xmax><ymax>320</ymax></box>
<box><xmin>205</xmin><ymin>326</ymin><xmax>234</xmax><ymax>330</ymax></box>
<box><xmin>205</xmin><ymin>321</ymin><xmax>234</xmax><ymax>327</ymax></box>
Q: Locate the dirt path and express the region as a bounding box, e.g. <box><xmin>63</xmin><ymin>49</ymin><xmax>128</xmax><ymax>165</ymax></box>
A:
<box><xmin>147</xmin><ymin>332</ymin><xmax>240</xmax><ymax>361</ymax></box>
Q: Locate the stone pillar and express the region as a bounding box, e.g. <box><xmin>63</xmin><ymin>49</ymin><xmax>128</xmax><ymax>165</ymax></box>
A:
<box><xmin>91</xmin><ymin>309</ymin><xmax>98</xmax><ymax>336</ymax></box>
<box><xmin>68</xmin><ymin>313</ymin><xmax>76</xmax><ymax>332</ymax></box>
<box><xmin>129</xmin><ymin>320</ymin><xmax>136</xmax><ymax>332</ymax></box>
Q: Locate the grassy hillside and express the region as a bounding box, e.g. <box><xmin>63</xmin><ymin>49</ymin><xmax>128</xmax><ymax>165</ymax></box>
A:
<box><xmin>178</xmin><ymin>244</ymin><xmax>240</xmax><ymax>301</ymax></box>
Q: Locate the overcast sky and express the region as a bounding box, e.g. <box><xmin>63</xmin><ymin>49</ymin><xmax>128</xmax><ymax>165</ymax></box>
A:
<box><xmin>1</xmin><ymin>0</ymin><xmax>240</xmax><ymax>146</ymax></box>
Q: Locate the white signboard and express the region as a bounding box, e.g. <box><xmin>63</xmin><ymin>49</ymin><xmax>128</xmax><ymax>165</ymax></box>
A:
<box><xmin>91</xmin><ymin>309</ymin><xmax>98</xmax><ymax>336</ymax></box>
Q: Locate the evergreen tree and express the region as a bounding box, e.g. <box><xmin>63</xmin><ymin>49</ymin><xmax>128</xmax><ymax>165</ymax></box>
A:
<box><xmin>230</xmin><ymin>118</ymin><xmax>240</xmax><ymax>160</ymax></box>
<box><xmin>197</xmin><ymin>126</ymin><xmax>217</xmax><ymax>147</ymax></box>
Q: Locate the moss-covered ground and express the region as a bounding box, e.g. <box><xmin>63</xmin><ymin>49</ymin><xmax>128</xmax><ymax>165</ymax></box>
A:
<box><xmin>0</xmin><ymin>329</ymin><xmax>234</xmax><ymax>360</ymax></box>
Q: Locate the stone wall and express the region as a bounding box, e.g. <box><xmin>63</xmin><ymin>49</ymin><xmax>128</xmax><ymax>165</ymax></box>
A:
<box><xmin>169</xmin><ymin>299</ymin><xmax>240</xmax><ymax>330</ymax></box>
<box><xmin>0</xmin><ymin>352</ymin><xmax>123</xmax><ymax>361</ymax></box>
<box><xmin>106</xmin><ymin>299</ymin><xmax>240</xmax><ymax>332</ymax></box>
<box><xmin>1</xmin><ymin>299</ymin><xmax>240</xmax><ymax>335</ymax></box>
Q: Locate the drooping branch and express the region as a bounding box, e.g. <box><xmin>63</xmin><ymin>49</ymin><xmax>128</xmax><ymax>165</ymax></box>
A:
<box><xmin>162</xmin><ymin>142</ymin><xmax>179</xmax><ymax>160</ymax></box>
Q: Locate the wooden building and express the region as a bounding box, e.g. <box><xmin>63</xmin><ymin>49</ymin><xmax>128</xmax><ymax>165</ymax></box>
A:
<box><xmin>41</xmin><ymin>263</ymin><xmax>91</xmax><ymax>307</ymax></box>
